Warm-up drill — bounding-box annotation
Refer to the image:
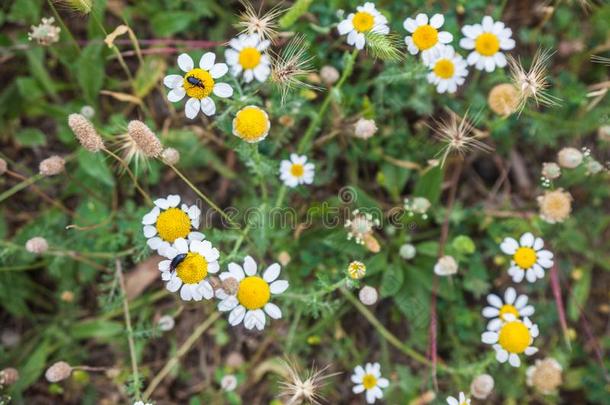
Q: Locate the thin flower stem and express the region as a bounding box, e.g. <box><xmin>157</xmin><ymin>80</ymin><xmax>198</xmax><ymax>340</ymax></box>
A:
<box><xmin>116</xmin><ymin>260</ymin><xmax>141</xmax><ymax>400</ymax></box>
<box><xmin>103</xmin><ymin>148</ymin><xmax>153</xmax><ymax>205</ymax></box>
<box><xmin>5</xmin><ymin>170</ymin><xmax>76</xmax><ymax>216</ymax></box>
<box><xmin>0</xmin><ymin>173</ymin><xmax>44</xmax><ymax>203</ymax></box>
<box><xmin>143</xmin><ymin>311</ymin><xmax>221</xmax><ymax>400</ymax></box>
<box><xmin>166</xmin><ymin>163</ymin><xmax>239</xmax><ymax>230</ymax></box>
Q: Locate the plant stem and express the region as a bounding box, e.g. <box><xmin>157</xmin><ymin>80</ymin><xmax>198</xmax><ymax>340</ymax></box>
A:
<box><xmin>0</xmin><ymin>174</ymin><xmax>44</xmax><ymax>203</ymax></box>
<box><xmin>103</xmin><ymin>148</ymin><xmax>153</xmax><ymax>205</ymax></box>
<box><xmin>166</xmin><ymin>163</ymin><xmax>239</xmax><ymax>229</ymax></box>
<box><xmin>116</xmin><ymin>259</ymin><xmax>141</xmax><ymax>400</ymax></box>
<box><xmin>143</xmin><ymin>311</ymin><xmax>221</xmax><ymax>400</ymax></box>
<box><xmin>46</xmin><ymin>0</ymin><xmax>81</xmax><ymax>54</ymax></box>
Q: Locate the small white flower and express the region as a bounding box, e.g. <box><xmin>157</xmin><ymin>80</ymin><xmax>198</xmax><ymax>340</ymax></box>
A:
<box><xmin>481</xmin><ymin>314</ymin><xmax>539</xmax><ymax>367</ymax></box>
<box><xmin>482</xmin><ymin>287</ymin><xmax>535</xmax><ymax>331</ymax></box>
<box><xmin>399</xmin><ymin>243</ymin><xmax>416</xmax><ymax>260</ymax></box>
<box><xmin>279</xmin><ymin>154</ymin><xmax>315</xmax><ymax>188</ymax></box>
<box><xmin>142</xmin><ymin>194</ymin><xmax>204</xmax><ymax>253</ymax></box>
<box><xmin>434</xmin><ymin>255</ymin><xmax>458</xmax><ymax>276</ymax></box>
<box><xmin>216</xmin><ymin>256</ymin><xmax>288</xmax><ymax>331</ymax></box>
<box><xmin>158</xmin><ymin>237</ymin><xmax>219</xmax><ymax>301</ymax></box>
<box><xmin>459</xmin><ymin>16</ymin><xmax>515</xmax><ymax>72</ymax></box>
<box><xmin>163</xmin><ymin>52</ymin><xmax>233</xmax><ymax>119</ymax></box>
<box><xmin>351</xmin><ymin>362</ymin><xmax>389</xmax><ymax>404</ymax></box>
<box><xmin>403</xmin><ymin>13</ymin><xmax>453</xmax><ymax>64</ymax></box>
<box><xmin>500</xmin><ymin>232</ymin><xmax>554</xmax><ymax>283</ymax></box>
<box><xmin>225</xmin><ymin>34</ymin><xmax>271</xmax><ymax>83</ymax></box>
<box><xmin>133</xmin><ymin>401</ymin><xmax>153</xmax><ymax>405</ymax></box>
<box><xmin>446</xmin><ymin>391</ymin><xmax>471</xmax><ymax>405</ymax></box>
<box><xmin>426</xmin><ymin>46</ymin><xmax>469</xmax><ymax>94</ymax></box>
<box><xmin>157</xmin><ymin>315</ymin><xmax>175</xmax><ymax>332</ymax></box>
<box><xmin>221</xmin><ymin>374</ymin><xmax>238</xmax><ymax>392</ymax></box>
<box><xmin>337</xmin><ymin>2</ymin><xmax>389</xmax><ymax>50</ymax></box>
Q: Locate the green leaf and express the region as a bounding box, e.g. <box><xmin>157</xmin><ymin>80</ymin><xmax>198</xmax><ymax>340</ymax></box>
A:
<box><xmin>70</xmin><ymin>320</ymin><xmax>124</xmax><ymax>339</ymax></box>
<box><xmin>279</xmin><ymin>0</ymin><xmax>313</xmax><ymax>28</ymax></box>
<box><xmin>76</xmin><ymin>43</ymin><xmax>105</xmax><ymax>105</ymax></box>
<box><xmin>11</xmin><ymin>339</ymin><xmax>52</xmax><ymax>393</ymax></box>
<box><xmin>15</xmin><ymin>127</ymin><xmax>46</xmax><ymax>147</ymax></box>
<box><xmin>133</xmin><ymin>57</ymin><xmax>166</xmax><ymax>99</ymax></box>
<box><xmin>413</xmin><ymin>165</ymin><xmax>443</xmax><ymax>204</ymax></box>
<box><xmin>151</xmin><ymin>11</ymin><xmax>197</xmax><ymax>37</ymax></box>
<box><xmin>568</xmin><ymin>267</ymin><xmax>591</xmax><ymax>321</ymax></box>
<box><xmin>380</xmin><ymin>261</ymin><xmax>404</xmax><ymax>298</ymax></box>
<box><xmin>25</xmin><ymin>47</ymin><xmax>57</xmax><ymax>98</ymax></box>
<box><xmin>77</xmin><ymin>149</ymin><xmax>115</xmax><ymax>186</ymax></box>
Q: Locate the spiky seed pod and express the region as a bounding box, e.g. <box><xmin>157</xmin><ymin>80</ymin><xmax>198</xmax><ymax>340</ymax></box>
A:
<box><xmin>127</xmin><ymin>120</ymin><xmax>163</xmax><ymax>158</ymax></box>
<box><xmin>68</xmin><ymin>114</ymin><xmax>105</xmax><ymax>152</ymax></box>
<box><xmin>39</xmin><ymin>155</ymin><xmax>65</xmax><ymax>176</ymax></box>
<box><xmin>537</xmin><ymin>188</ymin><xmax>572</xmax><ymax>224</ymax></box>
<box><xmin>45</xmin><ymin>361</ymin><xmax>72</xmax><ymax>383</ymax></box>
<box><xmin>470</xmin><ymin>374</ymin><xmax>494</xmax><ymax>399</ymax></box>
<box><xmin>161</xmin><ymin>147</ymin><xmax>180</xmax><ymax>165</ymax></box>
<box><xmin>25</xmin><ymin>237</ymin><xmax>49</xmax><ymax>254</ymax></box>
<box><xmin>0</xmin><ymin>368</ymin><xmax>20</xmax><ymax>386</ymax></box>
<box><xmin>359</xmin><ymin>286</ymin><xmax>378</xmax><ymax>306</ymax></box>
<box><xmin>354</xmin><ymin>118</ymin><xmax>378</xmax><ymax>140</ymax></box>
<box><xmin>488</xmin><ymin>83</ymin><xmax>519</xmax><ymax>116</ymax></box>
<box><xmin>0</xmin><ymin>158</ymin><xmax>7</xmax><ymax>175</ymax></box>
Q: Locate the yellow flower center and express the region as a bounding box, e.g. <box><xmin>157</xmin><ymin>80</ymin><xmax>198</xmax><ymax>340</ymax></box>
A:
<box><xmin>234</xmin><ymin>107</ymin><xmax>269</xmax><ymax>142</ymax></box>
<box><xmin>238</xmin><ymin>47</ymin><xmax>262</xmax><ymax>69</ymax></box>
<box><xmin>513</xmin><ymin>247</ymin><xmax>537</xmax><ymax>269</ymax></box>
<box><xmin>290</xmin><ymin>163</ymin><xmax>304</xmax><ymax>177</ymax></box>
<box><xmin>155</xmin><ymin>208</ymin><xmax>191</xmax><ymax>243</ymax></box>
<box><xmin>362</xmin><ymin>373</ymin><xmax>377</xmax><ymax>390</ymax></box>
<box><xmin>352</xmin><ymin>11</ymin><xmax>375</xmax><ymax>33</ymax></box>
<box><xmin>499</xmin><ymin>304</ymin><xmax>519</xmax><ymax>320</ymax></box>
<box><xmin>412</xmin><ymin>24</ymin><xmax>439</xmax><ymax>50</ymax></box>
<box><xmin>348</xmin><ymin>261</ymin><xmax>366</xmax><ymax>279</ymax></box>
<box><xmin>433</xmin><ymin>59</ymin><xmax>455</xmax><ymax>79</ymax></box>
<box><xmin>176</xmin><ymin>252</ymin><xmax>208</xmax><ymax>284</ymax></box>
<box><xmin>475</xmin><ymin>32</ymin><xmax>500</xmax><ymax>56</ymax></box>
<box><xmin>237</xmin><ymin>276</ymin><xmax>270</xmax><ymax>310</ymax></box>
<box><xmin>183</xmin><ymin>68</ymin><xmax>215</xmax><ymax>99</ymax></box>
<box><xmin>498</xmin><ymin>321</ymin><xmax>531</xmax><ymax>354</ymax></box>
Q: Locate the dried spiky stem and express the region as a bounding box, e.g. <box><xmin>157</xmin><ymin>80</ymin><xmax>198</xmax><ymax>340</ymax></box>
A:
<box><xmin>235</xmin><ymin>0</ymin><xmax>283</xmax><ymax>41</ymax></box>
<box><xmin>271</xmin><ymin>34</ymin><xmax>317</xmax><ymax>104</ymax></box>
<box><xmin>508</xmin><ymin>48</ymin><xmax>561</xmax><ymax>113</ymax></box>
<box><xmin>591</xmin><ymin>55</ymin><xmax>610</xmax><ymax>66</ymax></box>
<box><xmin>278</xmin><ymin>358</ymin><xmax>339</xmax><ymax>405</ymax></box>
<box><xmin>430</xmin><ymin>109</ymin><xmax>493</xmax><ymax>167</ymax></box>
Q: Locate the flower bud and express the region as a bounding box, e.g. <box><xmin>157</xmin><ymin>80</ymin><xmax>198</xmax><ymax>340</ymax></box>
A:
<box><xmin>25</xmin><ymin>237</ymin><xmax>49</xmax><ymax>254</ymax></box>
<box><xmin>0</xmin><ymin>368</ymin><xmax>20</xmax><ymax>385</ymax></box>
<box><xmin>358</xmin><ymin>286</ymin><xmax>378</xmax><ymax>306</ymax></box>
<box><xmin>470</xmin><ymin>374</ymin><xmax>494</xmax><ymax>399</ymax></box>
<box><xmin>320</xmin><ymin>65</ymin><xmax>340</xmax><ymax>85</ymax></box>
<box><xmin>399</xmin><ymin>243</ymin><xmax>416</xmax><ymax>260</ymax></box>
<box><xmin>354</xmin><ymin>118</ymin><xmax>378</xmax><ymax>140</ymax></box>
<box><xmin>39</xmin><ymin>155</ymin><xmax>65</xmax><ymax>176</ymax></box>
<box><xmin>45</xmin><ymin>361</ymin><xmax>72</xmax><ymax>383</ymax></box>
<box><xmin>68</xmin><ymin>113</ymin><xmax>105</xmax><ymax>152</ymax></box>
<box><xmin>557</xmin><ymin>147</ymin><xmax>583</xmax><ymax>168</ymax></box>
<box><xmin>161</xmin><ymin>148</ymin><xmax>180</xmax><ymax>165</ymax></box>
<box><xmin>434</xmin><ymin>255</ymin><xmax>458</xmax><ymax>276</ymax></box>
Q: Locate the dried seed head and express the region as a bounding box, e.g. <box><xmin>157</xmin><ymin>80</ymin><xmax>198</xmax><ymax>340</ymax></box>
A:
<box><xmin>278</xmin><ymin>359</ymin><xmax>337</xmax><ymax>405</ymax></box>
<box><xmin>0</xmin><ymin>368</ymin><xmax>20</xmax><ymax>386</ymax></box>
<box><xmin>221</xmin><ymin>277</ymin><xmax>239</xmax><ymax>295</ymax></box>
<box><xmin>488</xmin><ymin>83</ymin><xmax>519</xmax><ymax>116</ymax></box>
<box><xmin>68</xmin><ymin>113</ymin><xmax>104</xmax><ymax>152</ymax></box>
<box><xmin>0</xmin><ymin>158</ymin><xmax>7</xmax><ymax>175</ymax></box>
<box><xmin>470</xmin><ymin>374</ymin><xmax>494</xmax><ymax>399</ymax></box>
<box><xmin>161</xmin><ymin>147</ymin><xmax>180</xmax><ymax>165</ymax></box>
<box><xmin>320</xmin><ymin>65</ymin><xmax>340</xmax><ymax>86</ymax></box>
<box><xmin>354</xmin><ymin>118</ymin><xmax>378</xmax><ymax>140</ymax></box>
<box><xmin>434</xmin><ymin>255</ymin><xmax>458</xmax><ymax>276</ymax></box>
<box><xmin>557</xmin><ymin>147</ymin><xmax>583</xmax><ymax>168</ymax></box>
<box><xmin>26</xmin><ymin>237</ymin><xmax>49</xmax><ymax>254</ymax></box>
<box><xmin>537</xmin><ymin>188</ymin><xmax>572</xmax><ymax>224</ymax></box>
<box><xmin>45</xmin><ymin>361</ymin><xmax>72</xmax><ymax>383</ymax></box>
<box><xmin>28</xmin><ymin>17</ymin><xmax>61</xmax><ymax>46</ymax></box>
<box><xmin>236</xmin><ymin>0</ymin><xmax>282</xmax><ymax>41</ymax></box>
<box><xmin>39</xmin><ymin>155</ymin><xmax>65</xmax><ymax>176</ymax></box>
<box><xmin>271</xmin><ymin>35</ymin><xmax>317</xmax><ymax>105</ymax></box>
<box><xmin>508</xmin><ymin>49</ymin><xmax>560</xmax><ymax>113</ymax></box>
<box><xmin>358</xmin><ymin>286</ymin><xmax>378</xmax><ymax>306</ymax></box>
<box><xmin>127</xmin><ymin>120</ymin><xmax>163</xmax><ymax>158</ymax></box>
<box><xmin>541</xmin><ymin>162</ymin><xmax>561</xmax><ymax>180</ymax></box>
<box><xmin>431</xmin><ymin>109</ymin><xmax>493</xmax><ymax>167</ymax></box>
<box><xmin>526</xmin><ymin>358</ymin><xmax>563</xmax><ymax>395</ymax></box>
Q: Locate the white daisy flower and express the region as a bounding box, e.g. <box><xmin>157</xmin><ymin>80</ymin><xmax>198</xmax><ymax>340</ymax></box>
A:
<box><xmin>403</xmin><ymin>13</ymin><xmax>453</xmax><ymax>64</ymax></box>
<box><xmin>337</xmin><ymin>2</ymin><xmax>389</xmax><ymax>50</ymax></box>
<box><xmin>459</xmin><ymin>16</ymin><xmax>515</xmax><ymax>72</ymax></box>
<box><xmin>225</xmin><ymin>34</ymin><xmax>271</xmax><ymax>83</ymax></box>
<box><xmin>216</xmin><ymin>256</ymin><xmax>288</xmax><ymax>331</ymax></box>
<box><xmin>163</xmin><ymin>52</ymin><xmax>233</xmax><ymax>119</ymax></box>
<box><xmin>446</xmin><ymin>391</ymin><xmax>471</xmax><ymax>405</ymax></box>
<box><xmin>142</xmin><ymin>194</ymin><xmax>204</xmax><ymax>253</ymax></box>
<box><xmin>482</xmin><ymin>287</ymin><xmax>535</xmax><ymax>331</ymax></box>
<box><xmin>481</xmin><ymin>314</ymin><xmax>539</xmax><ymax>367</ymax></box>
<box><xmin>426</xmin><ymin>45</ymin><xmax>468</xmax><ymax>94</ymax></box>
<box><xmin>500</xmin><ymin>232</ymin><xmax>554</xmax><ymax>283</ymax></box>
<box><xmin>279</xmin><ymin>154</ymin><xmax>315</xmax><ymax>188</ymax></box>
<box><xmin>351</xmin><ymin>362</ymin><xmax>389</xmax><ymax>404</ymax></box>
<box><xmin>158</xmin><ymin>237</ymin><xmax>219</xmax><ymax>301</ymax></box>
